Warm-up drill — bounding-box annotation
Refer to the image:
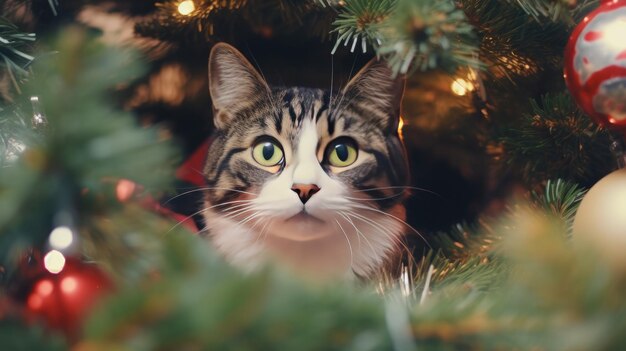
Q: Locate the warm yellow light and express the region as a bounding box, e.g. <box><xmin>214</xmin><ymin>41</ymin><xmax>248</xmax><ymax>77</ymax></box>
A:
<box><xmin>602</xmin><ymin>19</ymin><xmax>626</xmax><ymax>51</ymax></box>
<box><xmin>451</xmin><ymin>78</ymin><xmax>475</xmax><ymax>96</ymax></box>
<box><xmin>177</xmin><ymin>0</ymin><xmax>196</xmax><ymax>16</ymax></box>
<box><xmin>44</xmin><ymin>250</ymin><xmax>66</xmax><ymax>274</ymax></box>
<box><xmin>467</xmin><ymin>68</ymin><xmax>477</xmax><ymax>81</ymax></box>
<box><xmin>398</xmin><ymin>116</ymin><xmax>405</xmax><ymax>140</ymax></box>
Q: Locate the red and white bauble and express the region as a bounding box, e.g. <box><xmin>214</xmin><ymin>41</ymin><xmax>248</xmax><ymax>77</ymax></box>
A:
<box><xmin>564</xmin><ymin>0</ymin><xmax>626</xmax><ymax>129</ymax></box>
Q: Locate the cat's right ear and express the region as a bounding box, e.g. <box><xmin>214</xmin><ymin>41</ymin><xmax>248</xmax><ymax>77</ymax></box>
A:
<box><xmin>208</xmin><ymin>43</ymin><xmax>270</xmax><ymax>129</ymax></box>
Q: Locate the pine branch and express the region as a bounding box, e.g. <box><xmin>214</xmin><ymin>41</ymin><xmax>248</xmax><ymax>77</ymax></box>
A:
<box><xmin>380</xmin><ymin>0</ymin><xmax>480</xmax><ymax>74</ymax></box>
<box><xmin>503</xmin><ymin>0</ymin><xmax>577</xmax><ymax>23</ymax></box>
<box><xmin>0</xmin><ymin>17</ymin><xmax>35</xmax><ymax>94</ymax></box>
<box><xmin>328</xmin><ymin>0</ymin><xmax>480</xmax><ymax>74</ymax></box>
<box><xmin>462</xmin><ymin>0</ymin><xmax>570</xmax><ymax>78</ymax></box>
<box><xmin>81</xmin><ymin>180</ymin><xmax>626</xmax><ymax>350</ymax></box>
<box><xmin>531</xmin><ymin>178</ymin><xmax>586</xmax><ymax>235</ymax></box>
<box><xmin>0</xmin><ymin>27</ymin><xmax>178</xmax><ymax>280</ymax></box>
<box><xmin>499</xmin><ymin>92</ymin><xmax>614</xmax><ymax>186</ymax></box>
<box><xmin>135</xmin><ymin>0</ymin><xmax>332</xmax><ymax>44</ymax></box>
<box><xmin>0</xmin><ymin>104</ymin><xmax>40</xmax><ymax>167</ymax></box>
<box><xmin>329</xmin><ymin>0</ymin><xmax>395</xmax><ymax>54</ymax></box>
<box><xmin>47</xmin><ymin>0</ymin><xmax>60</xmax><ymax>16</ymax></box>
<box><xmin>0</xmin><ymin>317</ymin><xmax>66</xmax><ymax>350</ymax></box>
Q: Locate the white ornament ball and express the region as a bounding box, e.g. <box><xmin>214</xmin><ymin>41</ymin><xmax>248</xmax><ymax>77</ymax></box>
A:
<box><xmin>573</xmin><ymin>168</ymin><xmax>626</xmax><ymax>268</ymax></box>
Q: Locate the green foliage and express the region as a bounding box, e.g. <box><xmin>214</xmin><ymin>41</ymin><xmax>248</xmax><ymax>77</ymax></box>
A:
<box><xmin>135</xmin><ymin>0</ymin><xmax>334</xmax><ymax>43</ymax></box>
<box><xmin>504</xmin><ymin>0</ymin><xmax>578</xmax><ymax>22</ymax></box>
<box><xmin>0</xmin><ymin>318</ymin><xmax>66</xmax><ymax>351</ymax></box>
<box><xmin>462</xmin><ymin>0</ymin><xmax>572</xmax><ymax>78</ymax></box>
<box><xmin>322</xmin><ymin>0</ymin><xmax>596</xmax><ymax>75</ymax></box>
<box><xmin>0</xmin><ymin>17</ymin><xmax>35</xmax><ymax>93</ymax></box>
<box><xmin>499</xmin><ymin>92</ymin><xmax>614</xmax><ymax>186</ymax></box>
<box><xmin>328</xmin><ymin>0</ymin><xmax>479</xmax><ymax>74</ymax></box>
<box><xmin>378</xmin><ymin>0</ymin><xmax>480</xmax><ymax>74</ymax></box>
<box><xmin>0</xmin><ymin>105</ymin><xmax>39</xmax><ymax>166</ymax></box>
<box><xmin>78</xmin><ymin>182</ymin><xmax>626</xmax><ymax>350</ymax></box>
<box><xmin>84</xmin><ymin>233</ymin><xmax>393</xmax><ymax>350</ymax></box>
<box><xmin>532</xmin><ymin>178</ymin><xmax>586</xmax><ymax>234</ymax></box>
<box><xmin>0</xmin><ymin>27</ymin><xmax>178</xmax><ymax>279</ymax></box>
<box><xmin>1</xmin><ymin>2</ymin><xmax>624</xmax><ymax>350</ymax></box>
<box><xmin>47</xmin><ymin>0</ymin><xmax>60</xmax><ymax>16</ymax></box>
<box><xmin>408</xmin><ymin>208</ymin><xmax>626</xmax><ymax>350</ymax></box>
<box><xmin>504</xmin><ymin>0</ymin><xmax>598</xmax><ymax>23</ymax></box>
<box><xmin>329</xmin><ymin>0</ymin><xmax>396</xmax><ymax>54</ymax></box>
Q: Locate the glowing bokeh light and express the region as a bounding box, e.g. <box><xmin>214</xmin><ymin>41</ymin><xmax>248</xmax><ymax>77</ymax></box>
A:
<box><xmin>178</xmin><ymin>0</ymin><xmax>196</xmax><ymax>16</ymax></box>
<box><xmin>48</xmin><ymin>226</ymin><xmax>74</xmax><ymax>250</ymax></box>
<box><xmin>116</xmin><ymin>179</ymin><xmax>137</xmax><ymax>202</ymax></box>
<box><xmin>397</xmin><ymin>116</ymin><xmax>405</xmax><ymax>140</ymax></box>
<box><xmin>451</xmin><ymin>78</ymin><xmax>475</xmax><ymax>96</ymax></box>
<box><xmin>61</xmin><ymin>277</ymin><xmax>78</xmax><ymax>293</ymax></box>
<box><xmin>36</xmin><ymin>280</ymin><xmax>54</xmax><ymax>296</ymax></box>
<box><xmin>44</xmin><ymin>250</ymin><xmax>66</xmax><ymax>274</ymax></box>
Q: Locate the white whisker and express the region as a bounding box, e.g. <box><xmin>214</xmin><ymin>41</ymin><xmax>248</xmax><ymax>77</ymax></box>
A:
<box><xmin>238</xmin><ymin>212</ymin><xmax>264</xmax><ymax>227</ymax></box>
<box><xmin>254</xmin><ymin>218</ymin><xmax>272</xmax><ymax>245</ymax></box>
<box><xmin>345</xmin><ymin>192</ymin><xmax>405</xmax><ymax>202</ymax></box>
<box><xmin>354</xmin><ymin>186</ymin><xmax>441</xmax><ymax>198</ymax></box>
<box><xmin>339</xmin><ymin>213</ymin><xmax>377</xmax><ymax>255</ymax></box>
<box><xmin>167</xmin><ymin>199</ymin><xmax>255</xmax><ymax>233</ymax></box>
<box><xmin>345</xmin><ymin>210</ymin><xmax>413</xmax><ymax>254</ymax></box>
<box><xmin>221</xmin><ymin>206</ymin><xmax>257</xmax><ymax>221</ymax></box>
<box><xmin>335</xmin><ymin>219</ymin><xmax>354</xmax><ymax>269</ymax></box>
<box><xmin>349</xmin><ymin>203</ymin><xmax>431</xmax><ymax>249</ymax></box>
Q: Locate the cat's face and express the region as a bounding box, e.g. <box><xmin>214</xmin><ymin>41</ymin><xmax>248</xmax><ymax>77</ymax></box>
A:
<box><xmin>203</xmin><ymin>43</ymin><xmax>409</xmax><ymax>279</ymax></box>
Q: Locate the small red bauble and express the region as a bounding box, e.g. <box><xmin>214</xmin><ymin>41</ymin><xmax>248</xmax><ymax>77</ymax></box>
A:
<box><xmin>564</xmin><ymin>0</ymin><xmax>626</xmax><ymax>130</ymax></box>
<box><xmin>24</xmin><ymin>255</ymin><xmax>113</xmax><ymax>339</ymax></box>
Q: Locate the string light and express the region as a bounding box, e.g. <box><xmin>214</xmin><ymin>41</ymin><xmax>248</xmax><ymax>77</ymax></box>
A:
<box><xmin>43</xmin><ymin>250</ymin><xmax>66</xmax><ymax>274</ymax></box>
<box><xmin>48</xmin><ymin>226</ymin><xmax>74</xmax><ymax>250</ymax></box>
<box><xmin>177</xmin><ymin>0</ymin><xmax>196</xmax><ymax>16</ymax></box>
<box><xmin>398</xmin><ymin>116</ymin><xmax>405</xmax><ymax>140</ymax></box>
<box><xmin>451</xmin><ymin>78</ymin><xmax>475</xmax><ymax>96</ymax></box>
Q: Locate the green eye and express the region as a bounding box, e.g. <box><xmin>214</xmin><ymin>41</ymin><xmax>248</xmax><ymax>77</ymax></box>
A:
<box><xmin>328</xmin><ymin>140</ymin><xmax>358</xmax><ymax>167</ymax></box>
<box><xmin>252</xmin><ymin>140</ymin><xmax>284</xmax><ymax>167</ymax></box>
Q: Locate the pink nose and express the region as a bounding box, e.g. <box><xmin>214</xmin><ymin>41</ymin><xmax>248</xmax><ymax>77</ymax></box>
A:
<box><xmin>291</xmin><ymin>184</ymin><xmax>320</xmax><ymax>204</ymax></box>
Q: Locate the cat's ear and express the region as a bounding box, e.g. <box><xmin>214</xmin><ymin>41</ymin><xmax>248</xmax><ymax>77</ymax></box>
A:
<box><xmin>341</xmin><ymin>59</ymin><xmax>405</xmax><ymax>132</ymax></box>
<box><xmin>208</xmin><ymin>43</ymin><xmax>270</xmax><ymax>129</ymax></box>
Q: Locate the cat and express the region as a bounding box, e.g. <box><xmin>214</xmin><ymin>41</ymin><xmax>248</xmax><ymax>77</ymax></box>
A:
<box><xmin>202</xmin><ymin>43</ymin><xmax>410</xmax><ymax>280</ymax></box>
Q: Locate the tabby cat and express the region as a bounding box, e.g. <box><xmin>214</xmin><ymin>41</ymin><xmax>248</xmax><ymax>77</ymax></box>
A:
<box><xmin>203</xmin><ymin>43</ymin><xmax>410</xmax><ymax>280</ymax></box>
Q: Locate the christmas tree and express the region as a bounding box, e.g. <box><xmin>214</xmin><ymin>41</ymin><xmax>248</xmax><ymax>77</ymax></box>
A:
<box><xmin>2</xmin><ymin>0</ymin><xmax>626</xmax><ymax>349</ymax></box>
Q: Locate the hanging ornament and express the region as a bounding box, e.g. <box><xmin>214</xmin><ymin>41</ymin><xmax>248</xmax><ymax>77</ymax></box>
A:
<box><xmin>19</xmin><ymin>208</ymin><xmax>113</xmax><ymax>340</ymax></box>
<box><xmin>572</xmin><ymin>168</ymin><xmax>626</xmax><ymax>268</ymax></box>
<box><xmin>23</xmin><ymin>254</ymin><xmax>113</xmax><ymax>339</ymax></box>
<box><xmin>564</xmin><ymin>0</ymin><xmax>626</xmax><ymax>130</ymax></box>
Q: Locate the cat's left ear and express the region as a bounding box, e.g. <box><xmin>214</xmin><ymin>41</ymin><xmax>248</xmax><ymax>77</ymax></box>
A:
<box><xmin>208</xmin><ymin>43</ymin><xmax>271</xmax><ymax>129</ymax></box>
<box><xmin>341</xmin><ymin>59</ymin><xmax>405</xmax><ymax>133</ymax></box>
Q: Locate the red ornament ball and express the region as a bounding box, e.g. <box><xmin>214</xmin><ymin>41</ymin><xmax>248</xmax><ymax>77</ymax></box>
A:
<box><xmin>24</xmin><ymin>255</ymin><xmax>113</xmax><ymax>339</ymax></box>
<box><xmin>564</xmin><ymin>0</ymin><xmax>626</xmax><ymax>130</ymax></box>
